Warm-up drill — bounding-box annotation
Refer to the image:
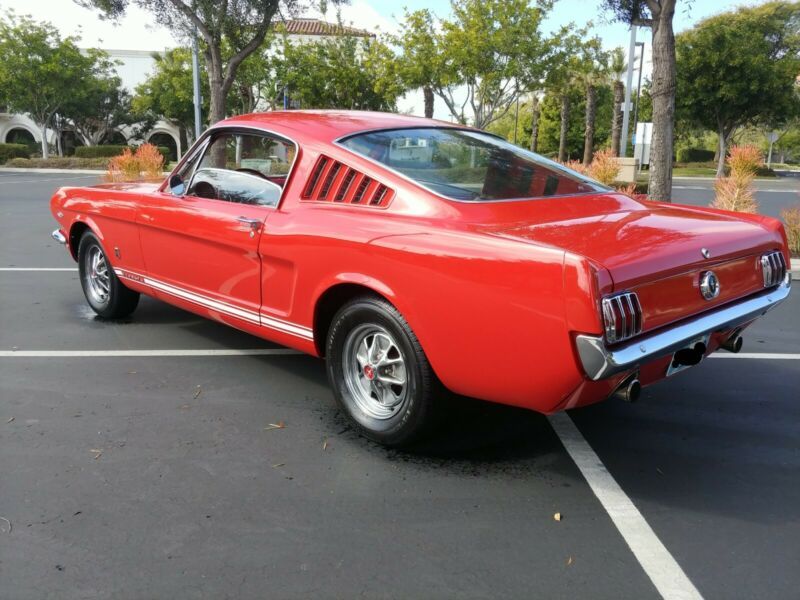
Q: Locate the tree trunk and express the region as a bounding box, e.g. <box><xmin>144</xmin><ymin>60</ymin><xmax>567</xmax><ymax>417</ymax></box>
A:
<box><xmin>40</xmin><ymin>124</ymin><xmax>49</xmax><ymax>160</ymax></box>
<box><xmin>716</xmin><ymin>124</ymin><xmax>729</xmax><ymax>178</ymax></box>
<box><xmin>647</xmin><ymin>0</ymin><xmax>677</xmax><ymax>202</ymax></box>
<box><xmin>423</xmin><ymin>86</ymin><xmax>434</xmax><ymax>119</ymax></box>
<box><xmin>583</xmin><ymin>84</ymin><xmax>597</xmax><ymax>165</ymax></box>
<box><xmin>558</xmin><ymin>93</ymin><xmax>570</xmax><ymax>162</ymax></box>
<box><xmin>206</xmin><ymin>47</ymin><xmax>226</xmax><ymax>125</ymax></box>
<box><xmin>611</xmin><ymin>80</ymin><xmax>624</xmax><ymax>157</ymax></box>
<box><xmin>529</xmin><ymin>96</ymin><xmax>540</xmax><ymax>153</ymax></box>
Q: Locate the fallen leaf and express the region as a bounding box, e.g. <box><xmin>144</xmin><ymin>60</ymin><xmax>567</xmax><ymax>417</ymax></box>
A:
<box><xmin>264</xmin><ymin>422</ymin><xmax>285</xmax><ymax>431</ymax></box>
<box><xmin>90</xmin><ymin>449</ymin><xmax>103</xmax><ymax>460</ymax></box>
<box><xmin>272</xmin><ymin>463</ymin><xmax>285</xmax><ymax>468</ymax></box>
<box><xmin>322</xmin><ymin>439</ymin><xmax>329</xmax><ymax>451</ymax></box>
<box><xmin>127</xmin><ymin>371</ymin><xmax>137</xmax><ymax>375</ymax></box>
<box><xmin>6</xmin><ymin>417</ymin><xmax>14</xmax><ymax>423</ymax></box>
<box><xmin>193</xmin><ymin>386</ymin><xmax>202</xmax><ymax>399</ymax></box>
<box><xmin>566</xmin><ymin>556</ymin><xmax>573</xmax><ymax>566</ymax></box>
<box><xmin>553</xmin><ymin>512</ymin><xmax>562</xmax><ymax>522</ymax></box>
<box><xmin>179</xmin><ymin>404</ymin><xmax>191</xmax><ymax>410</ymax></box>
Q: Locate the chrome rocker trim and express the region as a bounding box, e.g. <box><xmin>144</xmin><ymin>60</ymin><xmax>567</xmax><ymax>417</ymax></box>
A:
<box><xmin>51</xmin><ymin>229</ymin><xmax>67</xmax><ymax>244</ymax></box>
<box><xmin>576</xmin><ymin>275</ymin><xmax>792</xmax><ymax>381</ymax></box>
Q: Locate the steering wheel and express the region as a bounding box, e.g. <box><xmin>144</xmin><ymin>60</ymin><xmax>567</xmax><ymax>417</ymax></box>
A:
<box><xmin>193</xmin><ymin>181</ymin><xmax>217</xmax><ymax>199</ymax></box>
<box><xmin>235</xmin><ymin>168</ymin><xmax>269</xmax><ymax>180</ymax></box>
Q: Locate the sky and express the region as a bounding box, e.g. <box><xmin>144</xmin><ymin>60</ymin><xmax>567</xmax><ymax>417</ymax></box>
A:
<box><xmin>0</xmin><ymin>0</ymin><xmax>763</xmax><ymax>118</ymax></box>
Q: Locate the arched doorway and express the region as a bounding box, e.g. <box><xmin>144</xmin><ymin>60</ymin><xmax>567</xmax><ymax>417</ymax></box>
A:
<box><xmin>5</xmin><ymin>127</ymin><xmax>37</xmax><ymax>153</ymax></box>
<box><xmin>148</xmin><ymin>132</ymin><xmax>179</xmax><ymax>162</ymax></box>
<box><xmin>105</xmin><ymin>130</ymin><xmax>128</xmax><ymax>145</ymax></box>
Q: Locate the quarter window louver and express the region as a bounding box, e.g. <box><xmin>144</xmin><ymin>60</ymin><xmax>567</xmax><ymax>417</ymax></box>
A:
<box><xmin>335</xmin><ymin>169</ymin><xmax>356</xmax><ymax>202</ymax></box>
<box><xmin>303</xmin><ymin>156</ymin><xmax>328</xmax><ymax>198</ymax></box>
<box><xmin>352</xmin><ymin>176</ymin><xmax>372</xmax><ymax>203</ymax></box>
<box><xmin>301</xmin><ymin>155</ymin><xmax>393</xmax><ymax>207</ymax></box>
<box><xmin>370</xmin><ymin>184</ymin><xmax>388</xmax><ymax>206</ymax></box>
<box><xmin>318</xmin><ymin>162</ymin><xmax>341</xmax><ymax>200</ymax></box>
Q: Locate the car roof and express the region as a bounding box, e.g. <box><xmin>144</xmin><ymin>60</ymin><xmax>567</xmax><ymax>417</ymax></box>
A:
<box><xmin>216</xmin><ymin>110</ymin><xmax>467</xmax><ymax>144</ymax></box>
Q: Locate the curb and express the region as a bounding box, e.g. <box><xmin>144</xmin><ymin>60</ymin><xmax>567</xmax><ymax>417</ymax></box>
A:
<box><xmin>792</xmin><ymin>267</ymin><xmax>800</xmax><ymax>281</ymax></box>
<box><xmin>0</xmin><ymin>167</ymin><xmax>107</xmax><ymax>174</ymax></box>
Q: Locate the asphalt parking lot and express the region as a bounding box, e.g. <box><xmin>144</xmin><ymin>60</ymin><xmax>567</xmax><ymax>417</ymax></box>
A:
<box><xmin>1</xmin><ymin>171</ymin><xmax>799</xmax><ymax>599</ymax></box>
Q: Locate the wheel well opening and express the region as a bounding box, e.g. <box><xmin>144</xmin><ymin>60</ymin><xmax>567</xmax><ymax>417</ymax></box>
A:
<box><xmin>68</xmin><ymin>222</ymin><xmax>90</xmax><ymax>261</ymax></box>
<box><xmin>313</xmin><ymin>283</ymin><xmax>386</xmax><ymax>357</ymax></box>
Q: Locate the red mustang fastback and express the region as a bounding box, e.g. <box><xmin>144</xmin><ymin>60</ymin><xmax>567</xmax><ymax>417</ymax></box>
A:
<box><xmin>51</xmin><ymin>111</ymin><xmax>792</xmax><ymax>446</ymax></box>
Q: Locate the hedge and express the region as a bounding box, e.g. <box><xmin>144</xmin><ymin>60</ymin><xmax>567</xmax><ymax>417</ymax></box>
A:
<box><xmin>676</xmin><ymin>147</ymin><xmax>715</xmax><ymax>163</ymax></box>
<box><xmin>5</xmin><ymin>157</ymin><xmax>110</xmax><ymax>169</ymax></box>
<box><xmin>75</xmin><ymin>145</ymin><xmax>172</xmax><ymax>160</ymax></box>
<box><xmin>0</xmin><ymin>143</ymin><xmax>31</xmax><ymax>163</ymax></box>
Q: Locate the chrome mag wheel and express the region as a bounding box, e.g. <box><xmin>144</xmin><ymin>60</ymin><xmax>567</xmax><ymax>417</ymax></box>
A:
<box><xmin>84</xmin><ymin>245</ymin><xmax>110</xmax><ymax>305</ymax></box>
<box><xmin>342</xmin><ymin>324</ymin><xmax>409</xmax><ymax>420</ymax></box>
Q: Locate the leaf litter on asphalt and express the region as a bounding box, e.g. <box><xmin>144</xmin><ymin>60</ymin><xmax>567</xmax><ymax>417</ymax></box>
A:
<box><xmin>264</xmin><ymin>421</ymin><xmax>285</xmax><ymax>431</ymax></box>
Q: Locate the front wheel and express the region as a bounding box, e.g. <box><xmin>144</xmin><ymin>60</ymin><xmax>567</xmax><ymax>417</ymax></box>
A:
<box><xmin>326</xmin><ymin>295</ymin><xmax>441</xmax><ymax>447</ymax></box>
<box><xmin>78</xmin><ymin>231</ymin><xmax>139</xmax><ymax>319</ymax></box>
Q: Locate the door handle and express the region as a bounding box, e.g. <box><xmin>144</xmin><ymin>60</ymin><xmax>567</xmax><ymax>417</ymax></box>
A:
<box><xmin>236</xmin><ymin>216</ymin><xmax>261</xmax><ymax>237</ymax></box>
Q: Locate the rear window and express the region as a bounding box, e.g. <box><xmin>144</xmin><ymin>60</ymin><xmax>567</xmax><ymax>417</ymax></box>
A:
<box><xmin>339</xmin><ymin>127</ymin><xmax>609</xmax><ymax>202</ymax></box>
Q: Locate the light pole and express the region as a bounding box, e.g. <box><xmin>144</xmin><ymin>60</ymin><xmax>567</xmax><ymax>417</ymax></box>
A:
<box><xmin>191</xmin><ymin>24</ymin><xmax>202</xmax><ymax>141</ymax></box>
<box><xmin>620</xmin><ymin>25</ymin><xmax>637</xmax><ymax>157</ymax></box>
<box><xmin>631</xmin><ymin>41</ymin><xmax>645</xmax><ymax>148</ymax></box>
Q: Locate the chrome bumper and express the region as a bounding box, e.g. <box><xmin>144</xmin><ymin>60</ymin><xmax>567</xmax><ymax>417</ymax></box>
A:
<box><xmin>51</xmin><ymin>229</ymin><xmax>66</xmax><ymax>244</ymax></box>
<box><xmin>576</xmin><ymin>276</ymin><xmax>792</xmax><ymax>381</ymax></box>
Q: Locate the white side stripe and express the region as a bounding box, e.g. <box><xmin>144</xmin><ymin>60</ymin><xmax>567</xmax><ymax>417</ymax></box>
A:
<box><xmin>115</xmin><ymin>268</ymin><xmax>313</xmax><ymax>340</ymax></box>
<box><xmin>549</xmin><ymin>413</ymin><xmax>703</xmax><ymax>600</ymax></box>
<box><xmin>0</xmin><ymin>349</ymin><xmax>303</xmax><ymax>358</ymax></box>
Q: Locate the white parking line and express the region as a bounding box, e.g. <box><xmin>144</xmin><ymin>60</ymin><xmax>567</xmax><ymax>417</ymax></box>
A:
<box><xmin>0</xmin><ymin>267</ymin><xmax>76</xmax><ymax>271</ymax></box>
<box><xmin>548</xmin><ymin>412</ymin><xmax>703</xmax><ymax>600</ymax></box>
<box><xmin>710</xmin><ymin>353</ymin><xmax>800</xmax><ymax>360</ymax></box>
<box><xmin>0</xmin><ymin>349</ymin><xmax>304</xmax><ymax>357</ymax></box>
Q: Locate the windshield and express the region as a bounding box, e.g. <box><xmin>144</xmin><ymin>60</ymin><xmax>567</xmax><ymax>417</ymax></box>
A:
<box><xmin>338</xmin><ymin>127</ymin><xmax>609</xmax><ymax>202</ymax></box>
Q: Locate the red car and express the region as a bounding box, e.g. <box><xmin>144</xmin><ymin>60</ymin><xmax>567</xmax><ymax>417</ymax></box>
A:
<box><xmin>50</xmin><ymin>111</ymin><xmax>792</xmax><ymax>446</ymax></box>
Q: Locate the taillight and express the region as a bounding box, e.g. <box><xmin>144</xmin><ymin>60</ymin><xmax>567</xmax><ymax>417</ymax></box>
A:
<box><xmin>760</xmin><ymin>251</ymin><xmax>786</xmax><ymax>288</ymax></box>
<box><xmin>601</xmin><ymin>292</ymin><xmax>643</xmax><ymax>344</ymax></box>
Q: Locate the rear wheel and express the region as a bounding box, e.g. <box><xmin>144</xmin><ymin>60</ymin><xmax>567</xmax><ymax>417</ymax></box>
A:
<box><xmin>326</xmin><ymin>295</ymin><xmax>441</xmax><ymax>447</ymax></box>
<box><xmin>78</xmin><ymin>231</ymin><xmax>139</xmax><ymax>319</ymax></box>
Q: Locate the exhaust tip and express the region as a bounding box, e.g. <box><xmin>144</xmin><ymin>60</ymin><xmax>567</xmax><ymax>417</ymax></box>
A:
<box><xmin>722</xmin><ymin>335</ymin><xmax>743</xmax><ymax>354</ymax></box>
<box><xmin>612</xmin><ymin>376</ymin><xmax>641</xmax><ymax>403</ymax></box>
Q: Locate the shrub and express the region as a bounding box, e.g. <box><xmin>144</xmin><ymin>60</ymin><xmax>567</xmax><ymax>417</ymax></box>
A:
<box><xmin>676</xmin><ymin>147</ymin><xmax>715</xmax><ymax>163</ymax></box>
<box><xmin>561</xmin><ymin>159</ymin><xmax>587</xmax><ymax>175</ymax></box>
<box><xmin>587</xmin><ymin>148</ymin><xmax>621</xmax><ymax>185</ymax></box>
<box><xmin>727</xmin><ymin>144</ymin><xmax>764</xmax><ymax>178</ymax></box>
<box><xmin>781</xmin><ymin>205</ymin><xmax>800</xmax><ymax>256</ymax></box>
<box><xmin>75</xmin><ymin>145</ymin><xmax>130</xmax><ymax>158</ymax></box>
<box><xmin>0</xmin><ymin>143</ymin><xmax>31</xmax><ymax>163</ymax></box>
<box><xmin>105</xmin><ymin>143</ymin><xmax>166</xmax><ymax>182</ymax></box>
<box><xmin>4</xmin><ymin>157</ymin><xmax>109</xmax><ymax>169</ymax></box>
<box><xmin>76</xmin><ymin>144</ymin><xmax>172</xmax><ymax>161</ymax></box>
<box><xmin>712</xmin><ymin>175</ymin><xmax>758</xmax><ymax>213</ymax></box>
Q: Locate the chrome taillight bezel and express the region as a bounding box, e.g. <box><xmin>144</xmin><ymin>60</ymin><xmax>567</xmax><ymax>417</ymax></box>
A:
<box><xmin>760</xmin><ymin>251</ymin><xmax>786</xmax><ymax>288</ymax></box>
<box><xmin>601</xmin><ymin>291</ymin><xmax>643</xmax><ymax>344</ymax></box>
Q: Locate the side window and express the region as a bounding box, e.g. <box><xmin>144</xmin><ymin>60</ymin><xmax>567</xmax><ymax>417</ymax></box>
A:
<box><xmin>188</xmin><ymin>131</ymin><xmax>296</xmax><ymax>207</ymax></box>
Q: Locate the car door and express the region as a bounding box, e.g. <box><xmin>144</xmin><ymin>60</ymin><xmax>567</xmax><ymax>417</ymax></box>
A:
<box><xmin>136</xmin><ymin>128</ymin><xmax>295</xmax><ymax>327</ymax></box>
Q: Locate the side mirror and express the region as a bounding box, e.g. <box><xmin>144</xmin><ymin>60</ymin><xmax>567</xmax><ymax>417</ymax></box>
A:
<box><xmin>169</xmin><ymin>174</ymin><xmax>185</xmax><ymax>196</ymax></box>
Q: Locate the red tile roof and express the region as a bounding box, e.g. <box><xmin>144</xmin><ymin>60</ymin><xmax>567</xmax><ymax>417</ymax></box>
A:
<box><xmin>276</xmin><ymin>18</ymin><xmax>374</xmax><ymax>38</ymax></box>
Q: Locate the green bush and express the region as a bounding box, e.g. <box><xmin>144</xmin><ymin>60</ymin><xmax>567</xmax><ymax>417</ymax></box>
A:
<box><xmin>676</xmin><ymin>147</ymin><xmax>715</xmax><ymax>163</ymax></box>
<box><xmin>74</xmin><ymin>145</ymin><xmax>130</xmax><ymax>158</ymax></box>
<box><xmin>0</xmin><ymin>143</ymin><xmax>31</xmax><ymax>163</ymax></box>
<box><xmin>75</xmin><ymin>144</ymin><xmax>172</xmax><ymax>160</ymax></box>
<box><xmin>5</xmin><ymin>157</ymin><xmax>109</xmax><ymax>169</ymax></box>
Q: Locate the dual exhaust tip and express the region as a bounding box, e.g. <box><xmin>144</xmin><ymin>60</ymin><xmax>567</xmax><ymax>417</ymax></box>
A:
<box><xmin>611</xmin><ymin>333</ymin><xmax>743</xmax><ymax>404</ymax></box>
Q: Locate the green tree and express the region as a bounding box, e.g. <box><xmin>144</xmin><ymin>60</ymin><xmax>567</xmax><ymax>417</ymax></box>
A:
<box><xmin>578</xmin><ymin>42</ymin><xmax>611</xmax><ymax>164</ymax></box>
<box><xmin>133</xmin><ymin>47</ymin><xmax>210</xmax><ymax>145</ymax></box>
<box><xmin>676</xmin><ymin>1</ymin><xmax>800</xmax><ymax>176</ymax></box>
<box><xmin>537</xmin><ymin>85</ymin><xmax>613</xmax><ymax>159</ymax></box>
<box><xmin>434</xmin><ymin>0</ymin><xmax>552</xmax><ymax>129</ymax></box>
<box><xmin>274</xmin><ymin>35</ymin><xmax>404</xmax><ymax>111</ymax></box>
<box><xmin>608</xmin><ymin>47</ymin><xmax>627</xmax><ymax>156</ymax></box>
<box><xmin>0</xmin><ymin>13</ymin><xmax>97</xmax><ymax>158</ymax></box>
<box><xmin>76</xmin><ymin>0</ymin><xmax>335</xmax><ymax>125</ymax></box>
<box><xmin>602</xmin><ymin>0</ymin><xmax>680</xmax><ymax>201</ymax></box>
<box><xmin>393</xmin><ymin>9</ymin><xmax>447</xmax><ymax>119</ymax></box>
<box><xmin>62</xmin><ymin>51</ymin><xmax>135</xmax><ymax>146</ymax></box>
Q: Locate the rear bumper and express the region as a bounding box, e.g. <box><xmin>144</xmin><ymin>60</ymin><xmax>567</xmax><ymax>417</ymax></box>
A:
<box><xmin>576</xmin><ymin>275</ymin><xmax>792</xmax><ymax>380</ymax></box>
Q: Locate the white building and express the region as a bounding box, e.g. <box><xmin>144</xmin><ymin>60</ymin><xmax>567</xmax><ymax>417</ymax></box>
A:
<box><xmin>0</xmin><ymin>19</ymin><xmax>372</xmax><ymax>159</ymax></box>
